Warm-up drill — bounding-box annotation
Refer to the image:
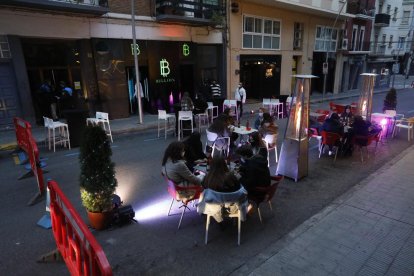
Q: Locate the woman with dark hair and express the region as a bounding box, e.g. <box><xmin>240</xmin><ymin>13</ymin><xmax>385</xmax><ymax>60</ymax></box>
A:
<box><xmin>249</xmin><ymin>131</ymin><xmax>267</xmax><ymax>158</ymax></box>
<box><xmin>161</xmin><ymin>141</ymin><xmax>202</xmax><ymax>186</ymax></box>
<box><xmin>258</xmin><ymin>113</ymin><xmax>278</xmax><ymax>147</ymax></box>
<box><xmin>202</xmin><ymin>156</ymin><xmax>240</xmax><ymax>192</ymax></box>
<box><xmin>340</xmin><ymin>105</ymin><xmax>353</xmax><ymax>125</ymax></box>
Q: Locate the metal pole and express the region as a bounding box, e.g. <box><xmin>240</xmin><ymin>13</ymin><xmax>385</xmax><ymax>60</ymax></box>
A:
<box><xmin>391</xmin><ymin>47</ymin><xmax>400</xmax><ymax>88</ymax></box>
<box><xmin>132</xmin><ymin>0</ymin><xmax>143</xmax><ymax>124</ymax></box>
<box><xmin>322</xmin><ymin>0</ymin><xmax>347</xmax><ymax>102</ymax></box>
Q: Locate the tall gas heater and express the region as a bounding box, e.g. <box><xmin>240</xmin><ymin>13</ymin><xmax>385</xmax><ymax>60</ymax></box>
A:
<box><xmin>276</xmin><ymin>75</ymin><xmax>316</xmax><ymax>182</ymax></box>
<box><xmin>357</xmin><ymin>73</ymin><xmax>377</xmax><ymax>121</ymax></box>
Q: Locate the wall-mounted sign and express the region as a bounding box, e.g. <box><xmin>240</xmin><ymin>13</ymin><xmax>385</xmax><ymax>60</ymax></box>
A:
<box><xmin>183</xmin><ymin>43</ymin><xmax>190</xmax><ymax>56</ymax></box>
<box><xmin>156</xmin><ymin>58</ymin><xmax>175</xmax><ymax>83</ymax></box>
<box><xmin>131</xmin><ymin>43</ymin><xmax>140</xmax><ymax>55</ymax></box>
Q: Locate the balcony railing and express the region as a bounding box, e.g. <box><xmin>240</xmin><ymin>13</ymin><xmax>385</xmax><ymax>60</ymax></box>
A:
<box><xmin>375</xmin><ymin>13</ymin><xmax>391</xmax><ymax>27</ymax></box>
<box><xmin>347</xmin><ymin>0</ymin><xmax>375</xmax><ymax>18</ymax></box>
<box><xmin>370</xmin><ymin>44</ymin><xmax>386</xmax><ymax>55</ymax></box>
<box><xmin>155</xmin><ymin>0</ymin><xmax>225</xmax><ymax>26</ymax></box>
<box><xmin>0</xmin><ymin>0</ymin><xmax>109</xmax><ymax>16</ymax></box>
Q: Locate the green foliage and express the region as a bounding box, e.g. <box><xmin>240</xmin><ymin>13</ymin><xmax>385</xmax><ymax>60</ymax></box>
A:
<box><xmin>79</xmin><ymin>125</ymin><xmax>117</xmax><ymax>212</ymax></box>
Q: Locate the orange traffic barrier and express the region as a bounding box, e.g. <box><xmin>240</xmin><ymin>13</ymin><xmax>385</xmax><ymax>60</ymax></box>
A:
<box><xmin>48</xmin><ymin>180</ymin><xmax>112</xmax><ymax>275</ymax></box>
<box><xmin>13</xmin><ymin>117</ymin><xmax>45</xmax><ymax>205</ymax></box>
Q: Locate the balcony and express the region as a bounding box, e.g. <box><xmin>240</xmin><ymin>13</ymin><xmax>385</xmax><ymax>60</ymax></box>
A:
<box><xmin>375</xmin><ymin>13</ymin><xmax>391</xmax><ymax>27</ymax></box>
<box><xmin>346</xmin><ymin>1</ymin><xmax>375</xmax><ymax>20</ymax></box>
<box><xmin>155</xmin><ymin>0</ymin><xmax>225</xmax><ymax>26</ymax></box>
<box><xmin>370</xmin><ymin>44</ymin><xmax>386</xmax><ymax>55</ymax></box>
<box><xmin>0</xmin><ymin>0</ymin><xmax>109</xmax><ymax>16</ymax></box>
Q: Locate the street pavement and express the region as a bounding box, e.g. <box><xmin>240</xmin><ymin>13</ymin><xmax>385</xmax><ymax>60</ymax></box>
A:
<box><xmin>0</xmin><ymin>78</ymin><xmax>414</xmax><ymax>275</ymax></box>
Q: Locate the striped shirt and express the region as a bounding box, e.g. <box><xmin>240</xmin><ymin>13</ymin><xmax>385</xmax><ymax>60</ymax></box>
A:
<box><xmin>210</xmin><ymin>83</ymin><xmax>221</xmax><ymax>98</ymax></box>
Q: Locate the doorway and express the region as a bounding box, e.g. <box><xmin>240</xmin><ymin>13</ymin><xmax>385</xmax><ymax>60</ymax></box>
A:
<box><xmin>126</xmin><ymin>66</ymin><xmax>150</xmax><ymax>114</ymax></box>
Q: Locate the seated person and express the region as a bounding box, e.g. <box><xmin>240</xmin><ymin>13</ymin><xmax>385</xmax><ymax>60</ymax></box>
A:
<box><xmin>258</xmin><ymin>113</ymin><xmax>278</xmax><ymax>147</ymax></box>
<box><xmin>235</xmin><ymin>145</ymin><xmax>270</xmax><ymax>194</ymax></box>
<box><xmin>340</xmin><ymin>105</ymin><xmax>353</xmax><ymax>126</ymax></box>
<box><xmin>248</xmin><ymin>131</ymin><xmax>267</xmax><ymax>158</ymax></box>
<box><xmin>352</xmin><ymin>115</ymin><xmax>371</xmax><ymax>136</ymax></box>
<box><xmin>320</xmin><ymin>112</ymin><xmax>344</xmax><ymax>135</ymax></box>
<box><xmin>198</xmin><ymin>156</ymin><xmax>248</xmax><ymax>223</ymax></box>
<box><xmin>207</xmin><ymin>114</ymin><xmax>231</xmax><ymax>154</ymax></box>
<box><xmin>183</xmin><ymin>132</ymin><xmax>207</xmax><ymax>171</ymax></box>
<box><xmin>193</xmin><ymin>95</ymin><xmax>208</xmax><ymax>115</ymax></box>
<box><xmin>254</xmin><ymin>107</ymin><xmax>266</xmax><ymax>129</ymax></box>
<box><xmin>161</xmin><ymin>141</ymin><xmax>203</xmax><ymax>187</ymax></box>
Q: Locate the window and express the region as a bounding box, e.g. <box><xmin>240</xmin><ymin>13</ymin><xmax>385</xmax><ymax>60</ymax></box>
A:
<box><xmin>0</xmin><ymin>36</ymin><xmax>11</xmax><ymax>59</ymax></box>
<box><xmin>351</xmin><ymin>25</ymin><xmax>358</xmax><ymax>51</ymax></box>
<box><xmin>389</xmin><ymin>35</ymin><xmax>393</xmax><ymax>48</ymax></box>
<box><xmin>243</xmin><ymin>15</ymin><xmax>281</xmax><ymax>50</ymax></box>
<box><xmin>314</xmin><ymin>25</ymin><xmax>338</xmax><ymax>52</ymax></box>
<box><xmin>402</xmin><ymin>10</ymin><xmax>410</xmax><ymax>25</ymax></box>
<box><xmin>398</xmin><ymin>37</ymin><xmax>405</xmax><ymax>49</ymax></box>
<box><xmin>386</xmin><ymin>5</ymin><xmax>391</xmax><ymax>15</ymax></box>
<box><xmin>382</xmin><ymin>34</ymin><xmax>386</xmax><ymax>45</ymax></box>
<box><xmin>293</xmin><ymin>22</ymin><xmax>304</xmax><ymax>50</ymax></box>
<box><xmin>393</xmin><ymin>7</ymin><xmax>398</xmax><ymax>21</ymax></box>
<box><xmin>357</xmin><ymin>26</ymin><xmax>365</xmax><ymax>51</ymax></box>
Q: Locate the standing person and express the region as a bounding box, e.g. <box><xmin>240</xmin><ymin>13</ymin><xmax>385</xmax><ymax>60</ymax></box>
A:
<box><xmin>180</xmin><ymin>91</ymin><xmax>194</xmax><ymax>111</ymax></box>
<box><xmin>383</xmin><ymin>88</ymin><xmax>397</xmax><ymax>112</ymax></box>
<box><xmin>59</xmin><ymin>81</ymin><xmax>75</xmax><ymax>111</ymax></box>
<box><xmin>235</xmin><ymin>82</ymin><xmax>246</xmax><ymax>119</ymax></box>
<box><xmin>39</xmin><ymin>79</ymin><xmax>58</xmax><ymax>120</ymax></box>
<box><xmin>210</xmin><ymin>80</ymin><xmax>221</xmax><ymax>99</ymax></box>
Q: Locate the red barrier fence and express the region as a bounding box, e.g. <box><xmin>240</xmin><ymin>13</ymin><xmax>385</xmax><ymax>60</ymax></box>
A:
<box><xmin>13</xmin><ymin>117</ymin><xmax>45</xmax><ymax>204</ymax></box>
<box><xmin>48</xmin><ymin>180</ymin><xmax>112</xmax><ymax>276</ymax></box>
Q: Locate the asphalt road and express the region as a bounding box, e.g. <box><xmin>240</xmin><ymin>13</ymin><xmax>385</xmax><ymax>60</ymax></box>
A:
<box><xmin>1</xmin><ymin>88</ymin><xmax>413</xmax><ymax>275</ymax></box>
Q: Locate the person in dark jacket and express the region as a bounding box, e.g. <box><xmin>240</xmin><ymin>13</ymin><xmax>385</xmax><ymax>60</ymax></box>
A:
<box><xmin>352</xmin><ymin>115</ymin><xmax>371</xmax><ymax>136</ymax></box>
<box><xmin>235</xmin><ymin>145</ymin><xmax>270</xmax><ymax>193</ymax></box>
<box><xmin>183</xmin><ymin>132</ymin><xmax>207</xmax><ymax>171</ymax></box>
<box><xmin>321</xmin><ymin>112</ymin><xmax>344</xmax><ymax>135</ymax></box>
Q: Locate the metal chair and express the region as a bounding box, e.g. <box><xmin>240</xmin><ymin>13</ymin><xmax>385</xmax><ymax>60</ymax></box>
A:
<box><xmin>393</xmin><ymin>118</ymin><xmax>414</xmax><ymax>142</ymax></box>
<box><xmin>194</xmin><ymin>110</ymin><xmax>209</xmax><ymax>132</ymax></box>
<box><xmin>247</xmin><ymin>175</ymin><xmax>283</xmax><ymax>223</ymax></box>
<box><xmin>166</xmin><ymin>178</ymin><xmax>203</xmax><ymax>229</ymax></box>
<box><xmin>44</xmin><ymin>117</ymin><xmax>70</xmax><ymax>152</ymax></box>
<box><xmin>178</xmin><ymin>111</ymin><xmax>193</xmax><ymax>140</ymax></box>
<box><xmin>262</xmin><ymin>134</ymin><xmax>278</xmax><ymax>166</ymax></box>
<box><xmin>157</xmin><ymin>110</ymin><xmax>176</xmax><ymax>139</ymax></box>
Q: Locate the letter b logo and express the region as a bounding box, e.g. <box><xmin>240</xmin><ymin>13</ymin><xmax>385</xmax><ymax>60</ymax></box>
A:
<box><xmin>160</xmin><ymin>58</ymin><xmax>170</xmax><ymax>78</ymax></box>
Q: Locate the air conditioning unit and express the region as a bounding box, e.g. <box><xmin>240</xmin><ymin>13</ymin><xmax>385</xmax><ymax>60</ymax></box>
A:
<box><xmin>342</xmin><ymin>38</ymin><xmax>348</xmax><ymax>50</ymax></box>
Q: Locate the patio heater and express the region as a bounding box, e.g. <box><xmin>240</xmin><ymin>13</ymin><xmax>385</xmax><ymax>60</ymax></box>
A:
<box><xmin>357</xmin><ymin>73</ymin><xmax>377</xmax><ymax>121</ymax></box>
<box><xmin>276</xmin><ymin>75</ymin><xmax>316</xmax><ymax>182</ymax></box>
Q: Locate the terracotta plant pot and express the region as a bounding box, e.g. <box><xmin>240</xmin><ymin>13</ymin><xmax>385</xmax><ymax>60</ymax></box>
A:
<box><xmin>87</xmin><ymin>210</ymin><xmax>112</xmax><ymax>230</ymax></box>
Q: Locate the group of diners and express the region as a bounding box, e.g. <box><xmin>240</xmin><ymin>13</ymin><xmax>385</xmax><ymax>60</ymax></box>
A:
<box><xmin>309</xmin><ymin>105</ymin><xmax>382</xmax><ymax>156</ymax></box>
<box><xmin>161</xmin><ymin>106</ymin><xmax>282</xmax><ymax>223</ymax></box>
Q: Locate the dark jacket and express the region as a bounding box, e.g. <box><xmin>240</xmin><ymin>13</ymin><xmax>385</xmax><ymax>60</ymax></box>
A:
<box><xmin>321</xmin><ymin>118</ymin><xmax>344</xmax><ymax>135</ymax></box>
<box><xmin>238</xmin><ymin>155</ymin><xmax>270</xmax><ymax>192</ymax></box>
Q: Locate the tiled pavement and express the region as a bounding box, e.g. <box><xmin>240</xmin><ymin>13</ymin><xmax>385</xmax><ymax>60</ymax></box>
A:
<box><xmin>233</xmin><ymin>145</ymin><xmax>414</xmax><ymax>276</ymax></box>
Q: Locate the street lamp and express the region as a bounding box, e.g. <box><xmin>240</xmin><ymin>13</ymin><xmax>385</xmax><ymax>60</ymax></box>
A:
<box><xmin>131</xmin><ymin>0</ymin><xmax>143</xmax><ymax>124</ymax></box>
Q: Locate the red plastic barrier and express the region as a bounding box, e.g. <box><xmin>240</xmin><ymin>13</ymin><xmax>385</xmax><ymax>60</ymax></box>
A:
<box><xmin>48</xmin><ymin>180</ymin><xmax>112</xmax><ymax>276</ymax></box>
<box><xmin>13</xmin><ymin>117</ymin><xmax>45</xmax><ymax>197</ymax></box>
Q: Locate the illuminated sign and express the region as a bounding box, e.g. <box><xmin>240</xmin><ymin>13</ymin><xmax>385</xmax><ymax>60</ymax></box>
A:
<box><xmin>183</xmin><ymin>43</ymin><xmax>190</xmax><ymax>56</ymax></box>
<box><xmin>160</xmin><ymin>58</ymin><xmax>170</xmax><ymax>77</ymax></box>
<box><xmin>131</xmin><ymin>43</ymin><xmax>140</xmax><ymax>55</ymax></box>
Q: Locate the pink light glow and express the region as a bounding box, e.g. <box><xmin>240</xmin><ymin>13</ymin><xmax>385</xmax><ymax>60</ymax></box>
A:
<box><xmin>169</xmin><ymin>92</ymin><xmax>174</xmax><ymax>105</ymax></box>
<box><xmin>380</xmin><ymin>118</ymin><xmax>387</xmax><ymax>126</ymax></box>
<box><xmin>134</xmin><ymin>198</ymin><xmax>171</xmax><ymax>221</ymax></box>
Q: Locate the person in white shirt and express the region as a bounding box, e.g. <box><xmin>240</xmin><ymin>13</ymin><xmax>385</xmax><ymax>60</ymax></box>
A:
<box><xmin>235</xmin><ymin>82</ymin><xmax>246</xmax><ymax>119</ymax></box>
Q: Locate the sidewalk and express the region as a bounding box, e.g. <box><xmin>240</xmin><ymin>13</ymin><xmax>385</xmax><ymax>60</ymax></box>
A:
<box><xmin>0</xmin><ymin>86</ymin><xmax>395</xmax><ymax>147</ymax></box>
<box><xmin>233</xmin><ymin>145</ymin><xmax>414</xmax><ymax>275</ymax></box>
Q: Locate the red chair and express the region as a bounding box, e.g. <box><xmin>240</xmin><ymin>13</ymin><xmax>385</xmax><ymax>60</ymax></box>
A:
<box><xmin>166</xmin><ymin>178</ymin><xmax>203</xmax><ymax>229</ymax></box>
<box><xmin>353</xmin><ymin>131</ymin><xmax>381</xmax><ymax>162</ymax></box>
<box><xmin>329</xmin><ymin>102</ymin><xmax>337</xmax><ymax>112</ymax></box>
<box><xmin>315</xmin><ymin>109</ymin><xmax>330</xmax><ymax>123</ymax></box>
<box><xmin>247</xmin><ymin>175</ymin><xmax>283</xmax><ymax>223</ymax></box>
<box><xmin>319</xmin><ymin>131</ymin><xmax>342</xmax><ymax>162</ymax></box>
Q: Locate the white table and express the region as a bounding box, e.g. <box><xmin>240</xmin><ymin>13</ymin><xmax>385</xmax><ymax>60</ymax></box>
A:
<box><xmin>371</xmin><ymin>112</ymin><xmax>395</xmax><ymax>137</ymax></box>
<box><xmin>232</xmin><ymin>126</ymin><xmax>258</xmax><ymax>135</ymax></box>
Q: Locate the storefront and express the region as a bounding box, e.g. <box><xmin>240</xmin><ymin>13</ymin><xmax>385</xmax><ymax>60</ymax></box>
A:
<box><xmin>20</xmin><ymin>38</ymin><xmax>222</xmax><ymax>123</ymax></box>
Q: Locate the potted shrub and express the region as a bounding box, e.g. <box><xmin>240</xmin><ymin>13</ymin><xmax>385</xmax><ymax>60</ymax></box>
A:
<box><xmin>79</xmin><ymin>125</ymin><xmax>117</xmax><ymax>230</ymax></box>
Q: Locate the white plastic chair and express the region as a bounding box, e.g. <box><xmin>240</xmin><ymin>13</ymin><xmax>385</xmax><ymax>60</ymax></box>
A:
<box><xmin>207</xmin><ymin>102</ymin><xmax>218</xmax><ymax>123</ymax></box>
<box><xmin>195</xmin><ymin>110</ymin><xmax>209</xmax><ymax>132</ymax></box>
<box><xmin>223</xmin><ymin>99</ymin><xmax>238</xmax><ymax>122</ymax></box>
<box><xmin>158</xmin><ymin>110</ymin><xmax>176</xmax><ymax>139</ymax></box>
<box><xmin>262</xmin><ymin>98</ymin><xmax>271</xmax><ymax>110</ymax></box>
<box><xmin>270</xmin><ymin>99</ymin><xmax>283</xmax><ymax>119</ymax></box>
<box><xmin>86</xmin><ymin>112</ymin><xmax>113</xmax><ymax>143</ymax></box>
<box><xmin>263</xmin><ymin>134</ymin><xmax>278</xmax><ymax>166</ymax></box>
<box><xmin>205</xmin><ymin>129</ymin><xmax>230</xmax><ymax>158</ymax></box>
<box><xmin>393</xmin><ymin>118</ymin><xmax>414</xmax><ymax>141</ymax></box>
<box><xmin>44</xmin><ymin>117</ymin><xmax>70</xmax><ymax>152</ymax></box>
<box><xmin>178</xmin><ymin>111</ymin><xmax>193</xmax><ymax>140</ymax></box>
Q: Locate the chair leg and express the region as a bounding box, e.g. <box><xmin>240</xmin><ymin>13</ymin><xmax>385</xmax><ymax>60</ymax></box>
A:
<box><xmin>360</xmin><ymin>147</ymin><xmax>364</xmax><ymax>162</ymax></box>
<box><xmin>53</xmin><ymin>128</ymin><xmax>56</xmax><ymax>152</ymax></box>
<box><xmin>178</xmin><ymin>203</ymin><xmax>187</xmax><ymax>229</ymax></box>
<box><xmin>167</xmin><ymin>198</ymin><xmax>174</xmax><ymax>216</ymax></box>
<box><xmin>334</xmin><ymin>147</ymin><xmax>338</xmax><ymax>162</ymax></box>
<box><xmin>319</xmin><ymin>144</ymin><xmax>324</xmax><ymax>158</ymax></box>
<box><xmin>158</xmin><ymin>119</ymin><xmax>161</xmax><ymax>138</ymax></box>
<box><xmin>268</xmin><ymin>201</ymin><xmax>273</xmax><ymax>212</ymax></box>
<box><xmin>257</xmin><ymin>206</ymin><xmax>263</xmax><ymax>224</ymax></box>
<box><xmin>205</xmin><ymin>215</ymin><xmax>211</xmax><ymax>245</ymax></box>
<box><xmin>237</xmin><ymin>213</ymin><xmax>241</xmax><ymax>246</ymax></box>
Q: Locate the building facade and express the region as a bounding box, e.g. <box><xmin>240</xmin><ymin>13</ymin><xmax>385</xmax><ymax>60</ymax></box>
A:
<box><xmin>226</xmin><ymin>0</ymin><xmax>353</xmax><ymax>100</ymax></box>
<box><xmin>0</xmin><ymin>0</ymin><xmax>224</xmax><ymax>128</ymax></box>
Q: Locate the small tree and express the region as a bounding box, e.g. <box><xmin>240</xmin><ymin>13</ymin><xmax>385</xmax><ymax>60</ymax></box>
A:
<box><xmin>79</xmin><ymin>125</ymin><xmax>117</xmax><ymax>213</ymax></box>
